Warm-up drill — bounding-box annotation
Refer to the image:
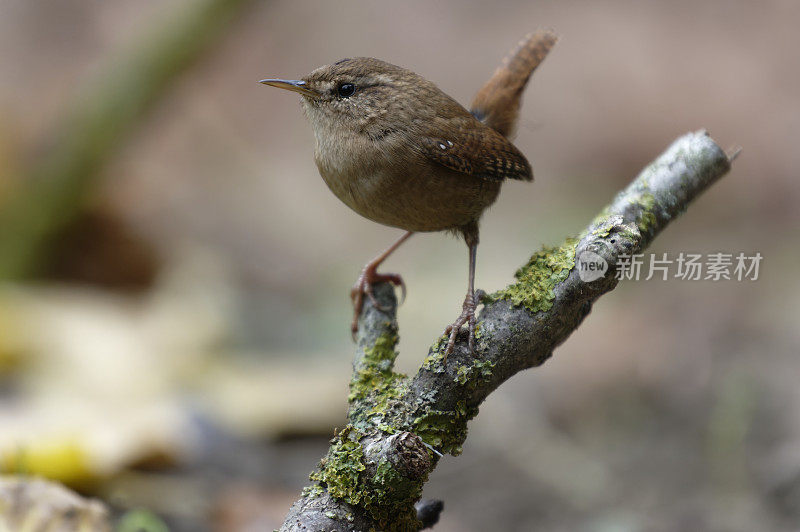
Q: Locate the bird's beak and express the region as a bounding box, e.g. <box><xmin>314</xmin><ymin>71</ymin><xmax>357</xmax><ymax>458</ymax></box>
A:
<box><xmin>259</xmin><ymin>78</ymin><xmax>319</xmax><ymax>98</ymax></box>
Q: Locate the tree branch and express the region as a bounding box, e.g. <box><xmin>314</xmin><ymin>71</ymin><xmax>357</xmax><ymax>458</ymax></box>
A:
<box><xmin>280</xmin><ymin>130</ymin><xmax>735</xmax><ymax>531</ymax></box>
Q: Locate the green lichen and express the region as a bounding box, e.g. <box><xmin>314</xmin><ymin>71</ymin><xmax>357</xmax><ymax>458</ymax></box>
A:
<box><xmin>359</xmin><ymin>327</ymin><xmax>399</xmax><ymax>372</ymax></box>
<box><xmin>367</xmin><ymin>457</ymin><xmax>424</xmax><ymax>531</ymax></box>
<box><xmin>305</xmin><ymin>324</ymin><xmax>443</xmax><ymax>529</ymax></box>
<box><xmin>473</xmin><ymin>321</ymin><xmax>484</xmax><ymax>340</ymax></box>
<box><xmin>309</xmin><ymin>426</ymin><xmax>367</xmax><ymax>504</ymax></box>
<box><xmin>420</xmin><ymin>336</ymin><xmax>448</xmax><ymax>373</ymax></box>
<box><xmin>613</xmin><ymin>223</ymin><xmax>641</xmax><ymax>243</ymax></box>
<box><xmin>635</xmin><ymin>192</ymin><xmax>657</xmax><ymax>234</ymax></box>
<box><xmin>349</xmin><ymin>331</ymin><xmax>409</xmax><ymax>431</ymax></box>
<box><xmin>590</xmin><ymin>217</ymin><xmax>615</xmax><ymax>238</ymax></box>
<box><xmin>307</xmin><ymin>425</ymin><xmax>422</xmax><ymax>531</ymax></box>
<box><xmin>586</xmin><ymin>203</ymin><xmax>618</xmax><ymax>238</ymax></box>
<box><xmin>487</xmin><ymin>238</ymin><xmax>578</xmax><ymax>313</ymax></box>
<box><xmin>301</xmin><ymin>483</ymin><xmax>324</xmax><ymax>499</ymax></box>
<box><xmin>412</xmin><ymin>400</ymin><xmax>478</xmax><ymax>456</ymax></box>
<box><xmin>454</xmin><ymin>359</ymin><xmax>496</xmax><ymax>388</ymax></box>
<box><xmin>416</xmin><ymin>340</ymin><xmax>483</xmax><ymax>456</ymax></box>
<box><xmin>583</xmin><ymin>211</ymin><xmax>641</xmax><ymax>249</ymax></box>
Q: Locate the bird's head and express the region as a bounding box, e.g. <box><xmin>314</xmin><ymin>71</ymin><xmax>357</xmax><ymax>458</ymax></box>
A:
<box><xmin>261</xmin><ymin>57</ymin><xmax>441</xmax><ymax>138</ymax></box>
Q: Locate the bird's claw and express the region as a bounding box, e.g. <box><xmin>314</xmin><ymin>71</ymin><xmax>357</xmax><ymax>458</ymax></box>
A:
<box><xmin>443</xmin><ymin>291</ymin><xmax>478</xmax><ymax>362</ymax></box>
<box><xmin>350</xmin><ymin>267</ymin><xmax>406</xmax><ymax>338</ymax></box>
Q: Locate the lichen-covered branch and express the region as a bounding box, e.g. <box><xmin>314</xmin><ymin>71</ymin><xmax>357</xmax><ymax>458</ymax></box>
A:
<box><xmin>281</xmin><ymin>131</ymin><xmax>735</xmax><ymax>531</ymax></box>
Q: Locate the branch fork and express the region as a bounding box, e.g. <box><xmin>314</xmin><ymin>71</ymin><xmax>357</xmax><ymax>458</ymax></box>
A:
<box><xmin>281</xmin><ymin>131</ymin><xmax>735</xmax><ymax>531</ymax></box>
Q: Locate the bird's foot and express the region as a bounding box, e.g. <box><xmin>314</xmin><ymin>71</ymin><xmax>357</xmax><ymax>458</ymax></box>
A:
<box><xmin>443</xmin><ymin>291</ymin><xmax>478</xmax><ymax>362</ymax></box>
<box><xmin>350</xmin><ymin>265</ymin><xmax>406</xmax><ymax>338</ymax></box>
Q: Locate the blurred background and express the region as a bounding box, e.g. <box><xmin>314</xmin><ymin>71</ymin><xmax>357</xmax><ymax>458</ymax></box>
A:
<box><xmin>0</xmin><ymin>0</ymin><xmax>798</xmax><ymax>530</ymax></box>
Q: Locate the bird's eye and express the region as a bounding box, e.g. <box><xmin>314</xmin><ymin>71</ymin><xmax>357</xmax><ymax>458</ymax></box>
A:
<box><xmin>336</xmin><ymin>83</ymin><xmax>356</xmax><ymax>98</ymax></box>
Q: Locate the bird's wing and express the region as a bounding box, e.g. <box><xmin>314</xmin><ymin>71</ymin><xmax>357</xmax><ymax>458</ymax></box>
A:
<box><xmin>420</xmin><ymin>123</ymin><xmax>533</xmax><ymax>182</ymax></box>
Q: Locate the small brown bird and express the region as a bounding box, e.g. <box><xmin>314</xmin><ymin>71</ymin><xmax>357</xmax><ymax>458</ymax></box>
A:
<box><xmin>261</xmin><ymin>31</ymin><xmax>556</xmax><ymax>358</ymax></box>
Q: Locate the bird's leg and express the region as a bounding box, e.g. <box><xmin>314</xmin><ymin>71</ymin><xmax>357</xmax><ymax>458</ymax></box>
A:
<box><xmin>351</xmin><ymin>231</ymin><xmax>413</xmax><ymax>337</ymax></box>
<box><xmin>444</xmin><ymin>226</ymin><xmax>479</xmax><ymax>360</ymax></box>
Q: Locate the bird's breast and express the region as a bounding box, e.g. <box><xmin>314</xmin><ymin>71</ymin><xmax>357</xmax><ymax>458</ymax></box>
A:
<box><xmin>313</xmin><ymin>131</ymin><xmax>501</xmax><ymax>232</ymax></box>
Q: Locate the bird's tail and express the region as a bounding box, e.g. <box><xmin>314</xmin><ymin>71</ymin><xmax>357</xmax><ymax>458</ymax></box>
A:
<box><xmin>470</xmin><ymin>30</ymin><xmax>558</xmax><ymax>139</ymax></box>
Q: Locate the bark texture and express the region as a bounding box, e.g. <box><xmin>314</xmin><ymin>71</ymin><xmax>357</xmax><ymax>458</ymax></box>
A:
<box><xmin>281</xmin><ymin>131</ymin><xmax>735</xmax><ymax>531</ymax></box>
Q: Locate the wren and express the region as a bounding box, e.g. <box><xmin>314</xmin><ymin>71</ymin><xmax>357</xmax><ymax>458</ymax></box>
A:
<box><xmin>261</xmin><ymin>31</ymin><xmax>557</xmax><ymax>359</ymax></box>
